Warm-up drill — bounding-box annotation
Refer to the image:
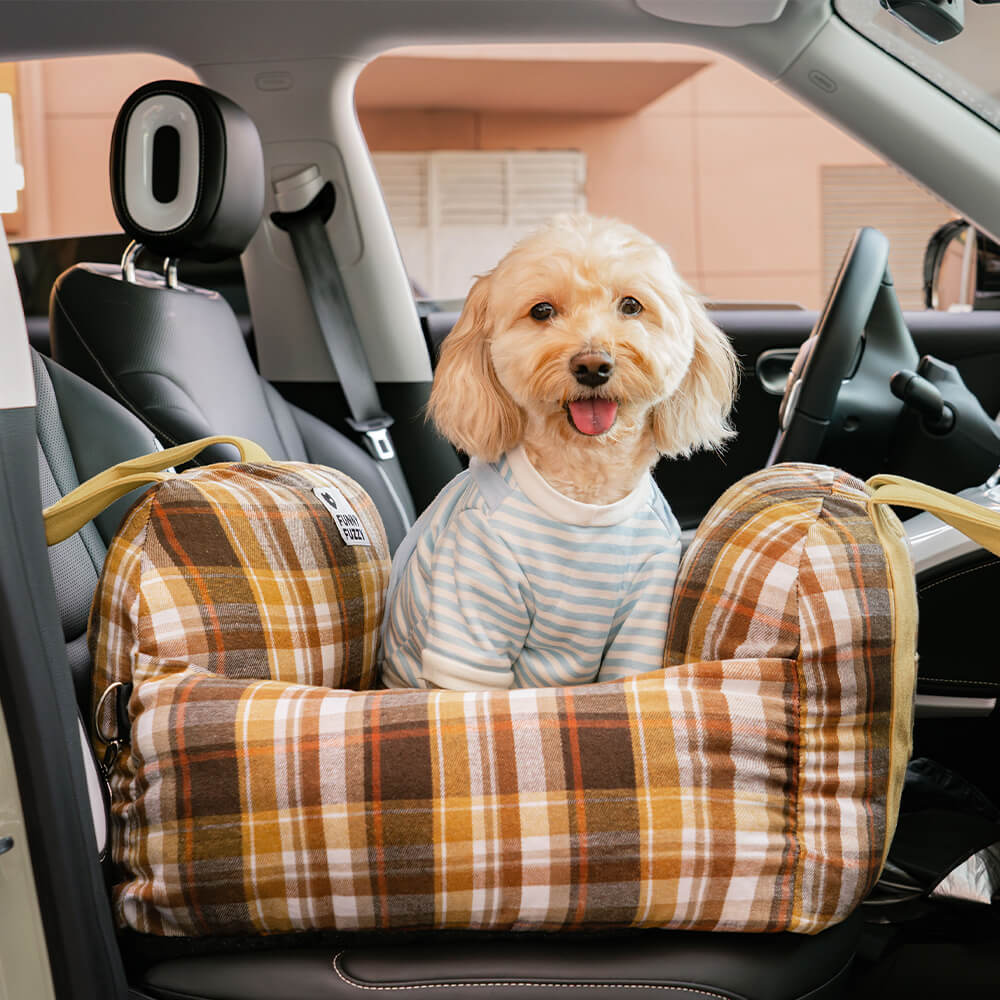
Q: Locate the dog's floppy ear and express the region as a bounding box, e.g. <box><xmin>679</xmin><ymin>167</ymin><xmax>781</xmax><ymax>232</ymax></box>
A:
<box><xmin>651</xmin><ymin>286</ymin><xmax>739</xmax><ymax>458</ymax></box>
<box><xmin>427</xmin><ymin>273</ymin><xmax>524</xmax><ymax>462</ymax></box>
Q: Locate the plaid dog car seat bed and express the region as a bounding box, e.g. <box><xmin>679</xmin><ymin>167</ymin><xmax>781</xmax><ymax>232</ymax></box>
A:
<box><xmin>46</xmin><ymin>446</ymin><xmax>926</xmax><ymax>938</ymax></box>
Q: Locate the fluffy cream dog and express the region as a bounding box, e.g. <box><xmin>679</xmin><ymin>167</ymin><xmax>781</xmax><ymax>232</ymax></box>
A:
<box><xmin>380</xmin><ymin>214</ymin><xmax>738</xmax><ymax>692</ymax></box>
<box><xmin>429</xmin><ymin>213</ymin><xmax>737</xmax><ymax>504</ymax></box>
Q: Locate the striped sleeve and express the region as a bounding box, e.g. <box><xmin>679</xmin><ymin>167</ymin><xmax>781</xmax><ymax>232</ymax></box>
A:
<box><xmin>420</xmin><ymin>507</ymin><xmax>531</xmax><ymax>691</ymax></box>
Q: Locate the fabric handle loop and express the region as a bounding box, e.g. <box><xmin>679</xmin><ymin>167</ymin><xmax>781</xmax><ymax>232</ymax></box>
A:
<box><xmin>867</xmin><ymin>473</ymin><xmax>1000</xmax><ymax>558</ymax></box>
<box><xmin>43</xmin><ymin>435</ymin><xmax>270</xmax><ymax>546</ymax></box>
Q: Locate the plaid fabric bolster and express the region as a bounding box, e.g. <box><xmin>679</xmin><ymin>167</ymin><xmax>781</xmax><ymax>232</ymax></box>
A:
<box><xmin>666</xmin><ymin>462</ymin><xmax>911</xmax><ymax>912</ymax></box>
<box><xmin>112</xmin><ymin>658</ymin><xmax>885</xmax><ymax>938</ymax></box>
<box><xmin>90</xmin><ymin>460</ymin><xmax>391</xmax><ymax>741</ymax></box>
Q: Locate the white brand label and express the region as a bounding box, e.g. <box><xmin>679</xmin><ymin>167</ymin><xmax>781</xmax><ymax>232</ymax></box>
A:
<box><xmin>313</xmin><ymin>485</ymin><xmax>371</xmax><ymax>546</ymax></box>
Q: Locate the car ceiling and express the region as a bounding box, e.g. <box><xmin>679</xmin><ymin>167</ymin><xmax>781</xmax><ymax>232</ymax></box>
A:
<box><xmin>0</xmin><ymin>0</ymin><xmax>827</xmax><ymax>76</ymax></box>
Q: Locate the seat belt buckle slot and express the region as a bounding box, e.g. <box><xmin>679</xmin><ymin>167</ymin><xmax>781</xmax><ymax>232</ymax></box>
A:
<box><xmin>346</xmin><ymin>415</ymin><xmax>396</xmax><ymax>462</ymax></box>
<box><xmin>366</xmin><ymin>428</ymin><xmax>395</xmax><ymax>461</ymax></box>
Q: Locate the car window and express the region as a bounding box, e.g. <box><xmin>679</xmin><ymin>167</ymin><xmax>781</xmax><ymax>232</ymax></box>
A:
<box><xmin>0</xmin><ymin>53</ymin><xmax>198</xmax><ymax>241</ymax></box>
<box><xmin>0</xmin><ymin>46</ymin><xmax>980</xmax><ymax>315</ymax></box>
<box><xmin>356</xmin><ymin>42</ymin><xmax>961</xmax><ymax>312</ymax></box>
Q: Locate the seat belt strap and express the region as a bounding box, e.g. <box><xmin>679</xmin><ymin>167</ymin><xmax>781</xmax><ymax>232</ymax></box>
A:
<box><xmin>271</xmin><ymin>169</ymin><xmax>415</xmax><ymax>526</ymax></box>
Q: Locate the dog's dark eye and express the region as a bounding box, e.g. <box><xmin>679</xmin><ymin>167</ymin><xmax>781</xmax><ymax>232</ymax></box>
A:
<box><xmin>530</xmin><ymin>302</ymin><xmax>555</xmax><ymax>322</ymax></box>
<box><xmin>619</xmin><ymin>296</ymin><xmax>643</xmax><ymax>316</ymax></box>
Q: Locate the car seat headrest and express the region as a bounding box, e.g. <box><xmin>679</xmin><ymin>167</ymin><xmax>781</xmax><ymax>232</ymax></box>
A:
<box><xmin>110</xmin><ymin>80</ymin><xmax>264</xmax><ymax>263</ymax></box>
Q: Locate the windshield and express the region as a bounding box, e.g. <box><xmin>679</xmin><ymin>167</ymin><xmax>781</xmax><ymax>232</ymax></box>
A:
<box><xmin>837</xmin><ymin>0</ymin><xmax>1000</xmax><ymax>130</ymax></box>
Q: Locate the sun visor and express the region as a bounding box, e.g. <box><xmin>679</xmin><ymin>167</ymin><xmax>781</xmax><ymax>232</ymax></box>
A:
<box><xmin>634</xmin><ymin>0</ymin><xmax>787</xmax><ymax>26</ymax></box>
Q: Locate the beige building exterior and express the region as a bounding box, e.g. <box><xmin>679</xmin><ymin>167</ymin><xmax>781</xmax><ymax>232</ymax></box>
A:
<box><xmin>2</xmin><ymin>44</ymin><xmax>954</xmax><ymax>310</ymax></box>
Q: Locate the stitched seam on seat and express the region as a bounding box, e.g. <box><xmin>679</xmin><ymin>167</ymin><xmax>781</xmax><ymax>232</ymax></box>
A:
<box><xmin>920</xmin><ymin>677</ymin><xmax>998</xmax><ymax>687</ymax></box>
<box><xmin>36</xmin><ymin>356</ymin><xmax>111</xmax><ymax>573</ymax></box>
<box><xmin>918</xmin><ymin>565</ymin><xmax>998</xmax><ymax>688</ymax></box>
<box><xmin>35</xmin><ymin>354</ymin><xmax>84</xmax><ymax>495</ymax></box>
<box><xmin>54</xmin><ymin>290</ymin><xmax>143</xmax><ymax>413</ymax></box>
<box><xmin>918</xmin><ymin>561</ymin><xmax>999</xmax><ymax>595</ymax></box>
<box><xmin>794</xmin><ymin>957</ymin><xmax>853</xmax><ymax>1000</ymax></box>
<box><xmin>53</xmin><ymin>288</ymin><xmax>188</xmax><ymax>453</ymax></box>
<box><xmin>332</xmin><ymin>955</ymin><xmax>732</xmax><ymax>999</ymax></box>
<box><xmin>376</xmin><ymin>462</ymin><xmax>413</xmax><ymax>533</ymax></box>
<box><xmin>261</xmin><ymin>384</ymin><xmax>302</xmax><ymax>459</ymax></box>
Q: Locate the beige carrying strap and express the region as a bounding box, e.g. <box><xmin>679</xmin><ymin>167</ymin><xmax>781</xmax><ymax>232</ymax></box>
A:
<box><xmin>865</xmin><ymin>474</ymin><xmax>1000</xmax><ymax>865</ymax></box>
<box><xmin>43</xmin><ymin>436</ymin><xmax>271</xmax><ymax>546</ymax></box>
<box><xmin>867</xmin><ymin>474</ymin><xmax>1000</xmax><ymax>558</ymax></box>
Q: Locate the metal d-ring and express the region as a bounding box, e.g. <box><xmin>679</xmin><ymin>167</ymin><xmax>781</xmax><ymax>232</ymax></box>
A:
<box><xmin>94</xmin><ymin>681</ymin><xmax>126</xmax><ymax>746</ymax></box>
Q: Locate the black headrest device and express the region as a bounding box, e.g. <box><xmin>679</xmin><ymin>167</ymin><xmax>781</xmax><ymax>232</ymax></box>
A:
<box><xmin>110</xmin><ymin>80</ymin><xmax>265</xmax><ymax>262</ymax></box>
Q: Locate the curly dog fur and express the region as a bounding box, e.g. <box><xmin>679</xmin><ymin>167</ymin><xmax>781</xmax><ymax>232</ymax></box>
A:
<box><xmin>428</xmin><ymin>214</ymin><xmax>739</xmax><ymax>504</ymax></box>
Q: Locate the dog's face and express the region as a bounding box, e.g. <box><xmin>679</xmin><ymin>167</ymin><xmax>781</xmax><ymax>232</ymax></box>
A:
<box><xmin>429</xmin><ymin>215</ymin><xmax>738</xmax><ymax>463</ymax></box>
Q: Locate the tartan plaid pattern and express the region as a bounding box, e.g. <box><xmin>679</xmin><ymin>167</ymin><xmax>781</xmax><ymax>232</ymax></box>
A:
<box><xmin>94</xmin><ymin>462</ymin><xmax>914</xmax><ymax>938</ymax></box>
<box><xmin>666</xmin><ymin>463</ymin><xmax>916</xmax><ymax>924</ymax></box>
<box><xmin>90</xmin><ymin>461</ymin><xmax>390</xmax><ymax>737</ymax></box>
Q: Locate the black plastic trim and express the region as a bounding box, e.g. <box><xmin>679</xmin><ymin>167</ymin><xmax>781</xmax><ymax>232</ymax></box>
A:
<box><xmin>916</xmin><ymin>546</ymin><xmax>1000</xmax><ymax>696</ymax></box>
<box><xmin>0</xmin><ymin>405</ymin><xmax>127</xmax><ymax>999</ymax></box>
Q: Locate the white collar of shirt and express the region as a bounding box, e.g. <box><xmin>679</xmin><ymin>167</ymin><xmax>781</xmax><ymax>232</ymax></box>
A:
<box><xmin>505</xmin><ymin>446</ymin><xmax>652</xmax><ymax>527</ymax></box>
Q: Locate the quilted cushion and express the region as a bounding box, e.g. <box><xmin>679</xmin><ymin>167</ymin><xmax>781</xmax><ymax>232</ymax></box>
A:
<box><xmin>91</xmin><ymin>462</ymin><xmax>915</xmax><ymax>938</ymax></box>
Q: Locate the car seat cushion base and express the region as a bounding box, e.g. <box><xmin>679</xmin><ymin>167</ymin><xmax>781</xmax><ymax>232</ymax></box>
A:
<box><xmin>137</xmin><ymin>916</ymin><xmax>861</xmax><ymax>1000</ymax></box>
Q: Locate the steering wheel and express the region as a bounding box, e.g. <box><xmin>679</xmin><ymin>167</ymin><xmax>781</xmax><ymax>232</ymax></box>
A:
<box><xmin>768</xmin><ymin>227</ymin><xmax>920</xmax><ymax>475</ymax></box>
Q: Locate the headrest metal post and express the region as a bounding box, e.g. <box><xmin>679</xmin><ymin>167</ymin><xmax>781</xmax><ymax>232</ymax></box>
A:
<box><xmin>164</xmin><ymin>258</ymin><xmax>179</xmax><ymax>290</ymax></box>
<box><xmin>121</xmin><ymin>241</ymin><xmax>144</xmax><ymax>285</ymax></box>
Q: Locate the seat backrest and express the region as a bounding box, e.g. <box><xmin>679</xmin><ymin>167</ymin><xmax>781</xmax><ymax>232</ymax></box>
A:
<box><xmin>34</xmin><ymin>349</ymin><xmax>158</xmax><ymax>712</ymax></box>
<box><xmin>49</xmin><ymin>80</ymin><xmax>409</xmax><ymax>550</ymax></box>
<box><xmin>32</xmin><ymin>346</ymin><xmax>162</xmax><ymax>866</ymax></box>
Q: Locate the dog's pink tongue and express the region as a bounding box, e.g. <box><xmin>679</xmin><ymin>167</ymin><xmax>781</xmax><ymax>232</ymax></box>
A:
<box><xmin>568</xmin><ymin>399</ymin><xmax>618</xmax><ymax>435</ymax></box>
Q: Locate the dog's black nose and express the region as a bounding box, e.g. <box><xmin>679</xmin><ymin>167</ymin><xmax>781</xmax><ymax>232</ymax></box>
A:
<box><xmin>571</xmin><ymin>350</ymin><xmax>614</xmax><ymax>388</ymax></box>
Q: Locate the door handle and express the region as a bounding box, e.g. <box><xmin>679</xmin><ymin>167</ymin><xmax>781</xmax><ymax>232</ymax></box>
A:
<box><xmin>756</xmin><ymin>349</ymin><xmax>800</xmax><ymax>396</ymax></box>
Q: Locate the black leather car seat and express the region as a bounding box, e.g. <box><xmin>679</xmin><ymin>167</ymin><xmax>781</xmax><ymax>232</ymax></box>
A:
<box><xmin>33</xmin><ymin>343</ymin><xmax>863</xmax><ymax>1000</ymax></box>
<box><xmin>35</xmin><ymin>349</ymin><xmax>159</xmax><ymax>713</ymax></box>
<box><xmin>33</xmin><ymin>344</ymin><xmax>865</xmax><ymax>1000</ymax></box>
<box><xmin>49</xmin><ymin>80</ymin><xmax>411</xmax><ymax>551</ymax></box>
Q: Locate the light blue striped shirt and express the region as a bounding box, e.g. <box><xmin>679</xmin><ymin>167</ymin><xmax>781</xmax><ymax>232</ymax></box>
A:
<box><xmin>379</xmin><ymin>446</ymin><xmax>681</xmax><ymax>690</ymax></box>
